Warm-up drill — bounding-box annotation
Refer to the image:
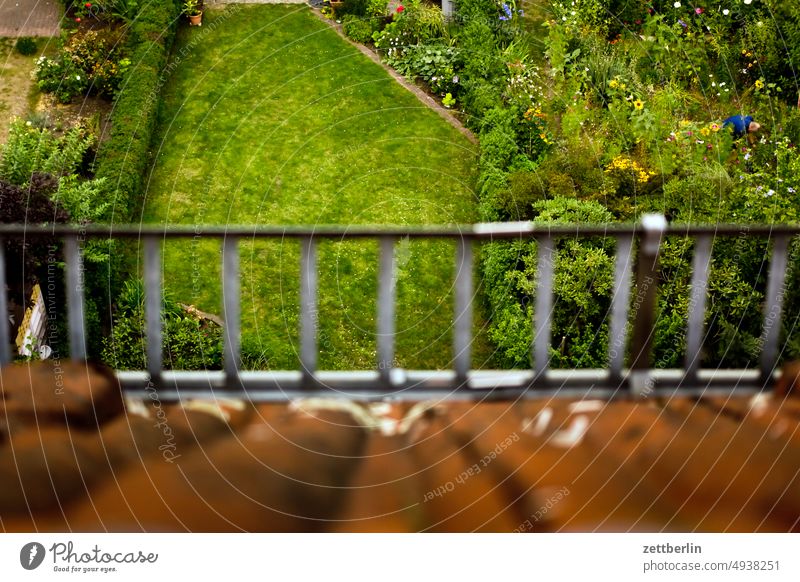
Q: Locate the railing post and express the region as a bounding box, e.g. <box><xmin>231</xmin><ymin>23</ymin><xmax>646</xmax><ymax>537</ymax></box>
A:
<box><xmin>759</xmin><ymin>235</ymin><xmax>791</xmax><ymax>384</ymax></box>
<box><xmin>608</xmin><ymin>235</ymin><xmax>634</xmax><ymax>385</ymax></box>
<box><xmin>222</xmin><ymin>235</ymin><xmax>241</xmax><ymax>388</ymax></box>
<box><xmin>64</xmin><ymin>236</ymin><xmax>87</xmax><ymax>361</ymax></box>
<box><xmin>299</xmin><ymin>236</ymin><xmax>318</xmax><ymax>386</ymax></box>
<box><xmin>629</xmin><ymin>214</ymin><xmax>666</xmax><ymax>395</ymax></box>
<box><xmin>143</xmin><ymin>236</ymin><xmax>162</xmax><ymax>384</ymax></box>
<box><xmin>454</xmin><ymin>237</ymin><xmax>473</xmax><ymax>386</ymax></box>
<box><xmin>684</xmin><ymin>234</ymin><xmax>713</xmax><ymax>384</ymax></box>
<box><xmin>377</xmin><ymin>236</ymin><xmax>397</xmax><ymax>388</ymax></box>
<box><xmin>532</xmin><ymin>234</ymin><xmax>556</xmax><ymax>383</ymax></box>
<box><xmin>0</xmin><ymin>240</ymin><xmax>10</xmax><ymax>366</ymax></box>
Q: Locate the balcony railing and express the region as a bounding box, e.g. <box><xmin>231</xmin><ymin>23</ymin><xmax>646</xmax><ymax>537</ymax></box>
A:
<box><xmin>0</xmin><ymin>216</ymin><xmax>796</xmax><ymax>401</ymax></box>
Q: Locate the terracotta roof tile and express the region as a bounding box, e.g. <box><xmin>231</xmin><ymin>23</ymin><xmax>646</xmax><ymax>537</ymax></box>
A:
<box><xmin>2</xmin><ymin>362</ymin><xmax>799</xmax><ymax>532</ymax></box>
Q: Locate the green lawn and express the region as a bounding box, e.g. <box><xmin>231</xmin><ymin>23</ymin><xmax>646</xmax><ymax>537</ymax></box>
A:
<box><xmin>143</xmin><ymin>5</ymin><xmax>490</xmax><ymax>370</ymax></box>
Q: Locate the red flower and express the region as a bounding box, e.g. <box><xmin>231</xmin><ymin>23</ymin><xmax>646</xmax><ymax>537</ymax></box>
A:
<box><xmin>396</xmin><ymin>5</ymin><xmax>405</xmax><ymax>12</ymax></box>
<box><xmin>75</xmin><ymin>17</ymin><xmax>81</xmax><ymax>22</ymax></box>
<box><xmin>695</xmin><ymin>7</ymin><xmax>703</xmax><ymax>14</ymax></box>
<box><xmin>85</xmin><ymin>2</ymin><xmax>92</xmax><ymax>6</ymax></box>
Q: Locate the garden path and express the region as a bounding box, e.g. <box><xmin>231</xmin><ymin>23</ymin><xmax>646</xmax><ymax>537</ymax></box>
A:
<box><xmin>0</xmin><ymin>0</ymin><xmax>61</xmax><ymax>37</ymax></box>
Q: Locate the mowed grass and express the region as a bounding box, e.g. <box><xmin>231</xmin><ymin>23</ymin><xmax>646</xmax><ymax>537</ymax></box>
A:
<box><xmin>143</xmin><ymin>5</ymin><xmax>489</xmax><ymax>370</ymax></box>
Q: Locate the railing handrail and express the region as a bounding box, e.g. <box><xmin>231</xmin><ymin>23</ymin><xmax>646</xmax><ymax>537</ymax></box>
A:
<box><xmin>1</xmin><ymin>222</ymin><xmax>800</xmax><ymax>238</ymax></box>
<box><xmin>0</xmin><ymin>216</ymin><xmax>795</xmax><ymax>400</ymax></box>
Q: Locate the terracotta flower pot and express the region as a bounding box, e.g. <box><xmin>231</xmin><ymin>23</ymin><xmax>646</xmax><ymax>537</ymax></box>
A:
<box><xmin>189</xmin><ymin>11</ymin><xmax>203</xmax><ymax>26</ymax></box>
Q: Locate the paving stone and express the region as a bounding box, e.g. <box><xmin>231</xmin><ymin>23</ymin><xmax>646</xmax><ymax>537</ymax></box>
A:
<box><xmin>0</xmin><ymin>0</ymin><xmax>61</xmax><ymax>37</ymax></box>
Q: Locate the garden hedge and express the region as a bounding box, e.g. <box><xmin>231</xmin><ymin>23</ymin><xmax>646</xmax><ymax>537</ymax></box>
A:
<box><xmin>95</xmin><ymin>0</ymin><xmax>182</xmax><ymax>221</ymax></box>
<box><xmin>84</xmin><ymin>1</ymin><xmax>181</xmax><ymax>358</ymax></box>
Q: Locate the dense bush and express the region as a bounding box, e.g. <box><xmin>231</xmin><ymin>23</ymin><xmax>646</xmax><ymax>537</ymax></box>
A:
<box><xmin>34</xmin><ymin>29</ymin><xmax>130</xmax><ymax>103</ymax></box>
<box><xmin>15</xmin><ymin>37</ymin><xmax>37</xmax><ymax>56</ymax></box>
<box><xmin>483</xmin><ymin>197</ymin><xmax>615</xmax><ymax>368</ymax></box>
<box><xmin>94</xmin><ymin>0</ymin><xmax>181</xmax><ymax>221</ymax></box>
<box><xmin>0</xmin><ymin>175</ymin><xmax>70</xmax><ymax>284</ymax></box>
<box><xmin>0</xmin><ymin>119</ymin><xmax>95</xmax><ymax>186</ymax></box>
<box><xmin>342</xmin><ymin>15</ymin><xmax>376</xmax><ymax>44</ymax></box>
<box><xmin>102</xmin><ymin>280</ymin><xmax>223</xmax><ymax>370</ymax></box>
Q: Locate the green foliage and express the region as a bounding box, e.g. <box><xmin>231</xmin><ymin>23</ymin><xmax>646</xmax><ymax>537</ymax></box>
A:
<box><xmin>94</xmin><ymin>0</ymin><xmax>181</xmax><ymax>221</ymax></box>
<box><xmin>337</xmin><ymin>0</ymin><xmax>369</xmax><ymax>18</ymax></box>
<box><xmin>15</xmin><ymin>37</ymin><xmax>37</xmax><ymax>56</ymax></box>
<box><xmin>388</xmin><ymin>43</ymin><xmax>461</xmax><ymax>95</ymax></box>
<box><xmin>182</xmin><ymin>0</ymin><xmax>201</xmax><ymax>17</ymax></box>
<box><xmin>102</xmin><ymin>279</ymin><xmax>223</xmax><ymax>370</ymax></box>
<box><xmin>483</xmin><ymin>197</ymin><xmax>615</xmax><ymax>368</ymax></box>
<box><xmin>342</xmin><ymin>15</ymin><xmax>377</xmax><ymax>44</ymax></box>
<box><xmin>34</xmin><ymin>55</ymin><xmax>88</xmax><ymax>104</ymax></box>
<box><xmin>34</xmin><ymin>29</ymin><xmax>130</xmax><ymax>103</ymax></box>
<box><xmin>101</xmin><ymin>0</ymin><xmax>141</xmax><ymax>23</ymax></box>
<box><xmin>0</xmin><ymin>119</ymin><xmax>95</xmax><ymax>186</ymax></box>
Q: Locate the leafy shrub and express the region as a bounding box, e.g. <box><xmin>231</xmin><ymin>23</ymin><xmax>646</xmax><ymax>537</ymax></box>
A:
<box><xmin>374</xmin><ymin>0</ymin><xmax>446</xmax><ymax>54</ymax></box>
<box><xmin>491</xmin><ymin>169</ymin><xmax>547</xmax><ymax>221</ymax></box>
<box><xmin>342</xmin><ymin>15</ymin><xmax>375</xmax><ymax>44</ymax></box>
<box><xmin>102</xmin><ymin>280</ymin><xmax>224</xmax><ymax>371</ymax></box>
<box><xmin>34</xmin><ymin>55</ymin><xmax>88</xmax><ymax>104</ymax></box>
<box><xmin>336</xmin><ymin>0</ymin><xmax>369</xmax><ymax>18</ymax></box>
<box><xmin>482</xmin><ymin>197</ymin><xmax>615</xmax><ymax>368</ymax></box>
<box><xmin>0</xmin><ymin>119</ymin><xmax>95</xmax><ymax>186</ymax></box>
<box><xmin>15</xmin><ymin>37</ymin><xmax>37</xmax><ymax>56</ymax></box>
<box><xmin>94</xmin><ymin>0</ymin><xmax>181</xmax><ymax>221</ymax></box>
<box><xmin>34</xmin><ymin>29</ymin><xmax>130</xmax><ymax>103</ymax></box>
<box><xmin>0</xmin><ymin>174</ymin><xmax>70</xmax><ymax>283</ymax></box>
<box><xmin>99</xmin><ymin>0</ymin><xmax>140</xmax><ymax>23</ymax></box>
<box><xmin>65</xmin><ymin>29</ymin><xmax>130</xmax><ymax>95</ymax></box>
<box><xmin>389</xmin><ymin>43</ymin><xmax>461</xmax><ymax>94</ymax></box>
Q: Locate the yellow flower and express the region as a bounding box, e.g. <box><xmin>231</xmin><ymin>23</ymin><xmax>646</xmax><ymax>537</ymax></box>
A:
<box><xmin>710</xmin><ymin>123</ymin><xmax>720</xmax><ymax>132</ymax></box>
<box><xmin>700</xmin><ymin>127</ymin><xmax>710</xmax><ymax>136</ymax></box>
<box><xmin>609</xmin><ymin>79</ymin><xmax>619</xmax><ymax>89</ymax></box>
<box><xmin>755</xmin><ymin>79</ymin><xmax>764</xmax><ymax>90</ymax></box>
<box><xmin>633</xmin><ymin>99</ymin><xmax>644</xmax><ymax>110</ymax></box>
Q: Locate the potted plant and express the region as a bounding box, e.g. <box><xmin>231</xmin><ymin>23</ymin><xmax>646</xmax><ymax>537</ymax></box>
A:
<box><xmin>183</xmin><ymin>0</ymin><xmax>203</xmax><ymax>26</ymax></box>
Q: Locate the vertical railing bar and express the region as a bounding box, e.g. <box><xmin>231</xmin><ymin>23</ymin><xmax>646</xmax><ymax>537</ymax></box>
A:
<box><xmin>454</xmin><ymin>238</ymin><xmax>473</xmax><ymax>385</ymax></box>
<box><xmin>759</xmin><ymin>235</ymin><xmax>791</xmax><ymax>382</ymax></box>
<box><xmin>222</xmin><ymin>235</ymin><xmax>241</xmax><ymax>387</ymax></box>
<box><xmin>64</xmin><ymin>236</ymin><xmax>86</xmax><ymax>361</ymax></box>
<box><xmin>629</xmin><ymin>214</ymin><xmax>667</xmax><ymax>376</ymax></box>
<box><xmin>608</xmin><ymin>234</ymin><xmax>634</xmax><ymax>384</ymax></box>
<box><xmin>0</xmin><ymin>240</ymin><xmax>11</xmax><ymax>365</ymax></box>
<box><xmin>377</xmin><ymin>236</ymin><xmax>397</xmax><ymax>386</ymax></box>
<box><xmin>143</xmin><ymin>236</ymin><xmax>162</xmax><ymax>382</ymax></box>
<box><xmin>533</xmin><ymin>234</ymin><xmax>556</xmax><ymax>380</ymax></box>
<box><xmin>299</xmin><ymin>236</ymin><xmax>318</xmax><ymax>381</ymax></box>
<box><xmin>684</xmin><ymin>234</ymin><xmax>713</xmax><ymax>382</ymax></box>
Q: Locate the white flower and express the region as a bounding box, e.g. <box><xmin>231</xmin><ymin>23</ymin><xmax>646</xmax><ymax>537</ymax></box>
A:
<box><xmin>723</xmin><ymin>9</ymin><xmax>729</xmax><ymax>15</ymax></box>
<box><xmin>744</xmin><ymin>0</ymin><xmax>752</xmax><ymax>4</ymax></box>
<box><xmin>673</xmin><ymin>1</ymin><xmax>681</xmax><ymax>7</ymax></box>
<box><xmin>76</xmin><ymin>75</ymin><xmax>80</xmax><ymax>80</ymax></box>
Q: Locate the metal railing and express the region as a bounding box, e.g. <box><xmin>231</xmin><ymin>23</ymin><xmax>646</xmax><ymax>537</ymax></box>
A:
<box><xmin>0</xmin><ymin>216</ymin><xmax>797</xmax><ymax>401</ymax></box>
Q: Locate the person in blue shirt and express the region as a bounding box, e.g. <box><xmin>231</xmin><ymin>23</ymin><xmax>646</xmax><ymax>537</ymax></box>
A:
<box><xmin>722</xmin><ymin>114</ymin><xmax>761</xmax><ymax>138</ymax></box>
